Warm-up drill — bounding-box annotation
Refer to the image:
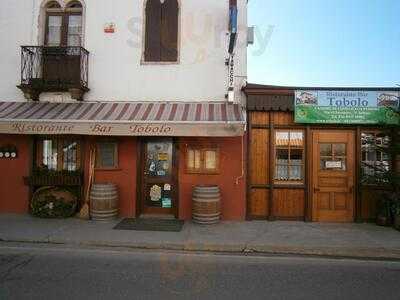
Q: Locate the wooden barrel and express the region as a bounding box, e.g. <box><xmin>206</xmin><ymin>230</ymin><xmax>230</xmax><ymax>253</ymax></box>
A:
<box><xmin>192</xmin><ymin>185</ymin><xmax>221</xmax><ymax>225</ymax></box>
<box><xmin>90</xmin><ymin>183</ymin><xmax>119</xmax><ymax>221</ymax></box>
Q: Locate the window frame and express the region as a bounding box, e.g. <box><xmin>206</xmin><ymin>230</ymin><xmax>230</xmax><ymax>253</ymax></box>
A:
<box><xmin>142</xmin><ymin>0</ymin><xmax>180</xmax><ymax>64</ymax></box>
<box><xmin>35</xmin><ymin>136</ymin><xmax>82</xmax><ymax>171</ymax></box>
<box><xmin>185</xmin><ymin>146</ymin><xmax>220</xmax><ymax>175</ymax></box>
<box><xmin>274</xmin><ymin>129</ymin><xmax>305</xmax><ymax>185</ymax></box>
<box><xmin>44</xmin><ymin>1</ymin><xmax>83</xmax><ymax>47</ymax></box>
<box><xmin>95</xmin><ymin>141</ymin><xmax>119</xmax><ymax>170</ymax></box>
<box><xmin>360</xmin><ymin>130</ymin><xmax>391</xmax><ymax>184</ymax></box>
<box><xmin>319</xmin><ymin>143</ymin><xmax>347</xmax><ymax>171</ymax></box>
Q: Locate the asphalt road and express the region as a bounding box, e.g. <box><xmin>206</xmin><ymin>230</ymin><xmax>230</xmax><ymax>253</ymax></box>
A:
<box><xmin>1</xmin><ymin>243</ymin><xmax>400</xmax><ymax>300</ymax></box>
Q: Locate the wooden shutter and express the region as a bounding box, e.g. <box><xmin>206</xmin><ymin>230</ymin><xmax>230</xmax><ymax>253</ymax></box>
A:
<box><xmin>161</xmin><ymin>0</ymin><xmax>178</xmax><ymax>62</ymax></box>
<box><xmin>144</xmin><ymin>0</ymin><xmax>162</xmax><ymax>62</ymax></box>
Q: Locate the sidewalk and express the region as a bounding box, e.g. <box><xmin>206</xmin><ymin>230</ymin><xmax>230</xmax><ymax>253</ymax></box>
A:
<box><xmin>1</xmin><ymin>214</ymin><xmax>400</xmax><ymax>260</ymax></box>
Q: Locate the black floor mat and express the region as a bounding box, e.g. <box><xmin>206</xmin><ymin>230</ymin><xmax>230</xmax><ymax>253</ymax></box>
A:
<box><xmin>113</xmin><ymin>218</ymin><xmax>184</xmax><ymax>232</ymax></box>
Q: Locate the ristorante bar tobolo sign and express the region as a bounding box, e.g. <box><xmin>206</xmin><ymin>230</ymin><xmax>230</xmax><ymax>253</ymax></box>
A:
<box><xmin>0</xmin><ymin>122</ymin><xmax>245</xmax><ymax>137</ymax></box>
<box><xmin>295</xmin><ymin>90</ymin><xmax>400</xmax><ymax>125</ymax></box>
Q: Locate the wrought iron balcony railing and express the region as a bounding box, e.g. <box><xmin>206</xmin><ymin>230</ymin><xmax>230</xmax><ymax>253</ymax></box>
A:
<box><xmin>18</xmin><ymin>46</ymin><xmax>89</xmax><ymax>101</ymax></box>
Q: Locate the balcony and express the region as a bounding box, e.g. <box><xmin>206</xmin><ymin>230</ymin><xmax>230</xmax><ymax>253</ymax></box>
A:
<box><xmin>18</xmin><ymin>46</ymin><xmax>89</xmax><ymax>101</ymax></box>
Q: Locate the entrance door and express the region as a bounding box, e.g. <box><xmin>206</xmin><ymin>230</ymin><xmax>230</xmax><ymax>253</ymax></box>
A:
<box><xmin>312</xmin><ymin>131</ymin><xmax>355</xmax><ymax>222</ymax></box>
<box><xmin>140</xmin><ymin>138</ymin><xmax>177</xmax><ymax>217</ymax></box>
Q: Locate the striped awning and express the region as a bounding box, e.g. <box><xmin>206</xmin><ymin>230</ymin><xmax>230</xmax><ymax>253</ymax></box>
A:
<box><xmin>0</xmin><ymin>101</ymin><xmax>245</xmax><ymax>137</ymax></box>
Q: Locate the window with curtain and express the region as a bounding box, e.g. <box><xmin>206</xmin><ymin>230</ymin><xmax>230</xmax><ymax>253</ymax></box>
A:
<box><xmin>44</xmin><ymin>1</ymin><xmax>83</xmax><ymax>47</ymax></box>
<box><xmin>144</xmin><ymin>0</ymin><xmax>179</xmax><ymax>62</ymax></box>
<box><xmin>186</xmin><ymin>147</ymin><xmax>219</xmax><ymax>174</ymax></box>
<box><xmin>274</xmin><ymin>131</ymin><xmax>304</xmax><ymax>183</ymax></box>
<box><xmin>37</xmin><ymin>138</ymin><xmax>80</xmax><ymax>171</ymax></box>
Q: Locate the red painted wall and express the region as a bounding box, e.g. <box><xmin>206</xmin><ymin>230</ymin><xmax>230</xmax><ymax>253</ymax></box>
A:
<box><xmin>178</xmin><ymin>137</ymin><xmax>246</xmax><ymax>221</ymax></box>
<box><xmin>0</xmin><ymin>135</ymin><xmax>30</xmax><ymax>213</ymax></box>
<box><xmin>84</xmin><ymin>137</ymin><xmax>138</xmax><ymax>218</ymax></box>
<box><xmin>0</xmin><ymin>134</ymin><xmax>247</xmax><ymax>221</ymax></box>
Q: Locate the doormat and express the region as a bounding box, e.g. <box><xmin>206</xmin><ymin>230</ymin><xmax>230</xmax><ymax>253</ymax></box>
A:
<box><xmin>113</xmin><ymin>218</ymin><xmax>184</xmax><ymax>232</ymax></box>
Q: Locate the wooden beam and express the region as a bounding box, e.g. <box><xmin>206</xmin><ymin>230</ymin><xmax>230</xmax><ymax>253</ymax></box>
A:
<box><xmin>304</xmin><ymin>126</ymin><xmax>312</xmax><ymax>222</ymax></box>
<box><xmin>246</xmin><ymin>111</ymin><xmax>251</xmax><ymax>220</ymax></box>
<box><xmin>355</xmin><ymin>126</ymin><xmax>363</xmax><ymax>223</ymax></box>
<box><xmin>268</xmin><ymin>111</ymin><xmax>275</xmax><ymax>221</ymax></box>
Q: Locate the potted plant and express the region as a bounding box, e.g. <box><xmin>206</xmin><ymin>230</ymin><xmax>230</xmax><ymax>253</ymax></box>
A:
<box><xmin>363</xmin><ymin>107</ymin><xmax>399</xmax><ymax>227</ymax></box>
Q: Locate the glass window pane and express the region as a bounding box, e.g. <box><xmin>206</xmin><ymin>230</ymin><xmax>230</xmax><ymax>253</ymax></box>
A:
<box><xmin>187</xmin><ymin>149</ymin><xmax>201</xmax><ymax>170</ymax></box>
<box><xmin>147</xmin><ymin>141</ymin><xmax>172</xmax><ymax>177</ymax></box>
<box><xmin>47</xmin><ymin>16</ymin><xmax>62</xmax><ymax>46</ymax></box>
<box><xmin>42</xmin><ymin>139</ymin><xmax>58</xmax><ymax>170</ymax></box>
<box><xmin>361</xmin><ymin>133</ymin><xmax>374</xmax><ymax>146</ymax></box>
<box><xmin>62</xmin><ymin>141</ymin><xmax>78</xmax><ymax>171</ymax></box>
<box><xmin>276</xmin><ymin>149</ymin><xmax>289</xmax><ymax>164</ymax></box>
<box><xmin>320</xmin><ymin>144</ymin><xmax>332</xmax><ymax>157</ymax></box>
<box><xmin>366</xmin><ymin>151</ymin><xmax>376</xmax><ymax>161</ymax></box>
<box><xmin>275</xmin><ymin>132</ymin><xmax>289</xmax><ymax>147</ymax></box>
<box><xmin>67</xmin><ymin>15</ymin><xmax>82</xmax><ymax>46</ymax></box>
<box><xmin>194</xmin><ymin>150</ymin><xmax>201</xmax><ymax>169</ymax></box>
<box><xmin>290</xmin><ymin>149</ymin><xmax>303</xmax><ymax>162</ymax></box>
<box><xmin>98</xmin><ymin>143</ymin><xmax>116</xmax><ymax>168</ymax></box>
<box><xmin>204</xmin><ymin>150</ymin><xmax>217</xmax><ymax>170</ymax></box>
<box><xmin>187</xmin><ymin>149</ymin><xmax>194</xmax><ymax>169</ymax></box>
<box><xmin>275</xmin><ymin>165</ymin><xmax>289</xmax><ymax>180</ymax></box>
<box><xmin>289</xmin><ymin>131</ymin><xmax>304</xmax><ymax>147</ymax></box>
<box><xmin>333</xmin><ymin>144</ymin><xmax>346</xmax><ymax>156</ymax></box>
<box><xmin>289</xmin><ymin>165</ymin><xmax>302</xmax><ymax>180</ymax></box>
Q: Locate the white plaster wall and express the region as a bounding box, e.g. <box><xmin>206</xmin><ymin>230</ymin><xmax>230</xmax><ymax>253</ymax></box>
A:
<box><xmin>0</xmin><ymin>0</ymin><xmax>247</xmax><ymax>103</ymax></box>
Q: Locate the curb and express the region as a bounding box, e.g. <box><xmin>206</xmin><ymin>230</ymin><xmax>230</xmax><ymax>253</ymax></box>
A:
<box><xmin>1</xmin><ymin>237</ymin><xmax>400</xmax><ymax>261</ymax></box>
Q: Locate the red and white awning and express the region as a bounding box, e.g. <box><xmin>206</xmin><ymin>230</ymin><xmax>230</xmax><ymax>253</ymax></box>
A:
<box><xmin>0</xmin><ymin>101</ymin><xmax>245</xmax><ymax>137</ymax></box>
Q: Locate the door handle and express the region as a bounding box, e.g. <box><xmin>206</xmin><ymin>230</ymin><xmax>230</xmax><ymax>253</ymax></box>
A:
<box><xmin>349</xmin><ymin>186</ymin><xmax>354</xmax><ymax>194</ymax></box>
<box><xmin>314</xmin><ymin>187</ymin><xmax>320</xmax><ymax>193</ymax></box>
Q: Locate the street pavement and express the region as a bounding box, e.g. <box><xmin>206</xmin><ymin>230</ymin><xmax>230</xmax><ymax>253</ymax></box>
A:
<box><xmin>1</xmin><ymin>243</ymin><xmax>400</xmax><ymax>300</ymax></box>
<box><xmin>1</xmin><ymin>214</ymin><xmax>400</xmax><ymax>260</ymax></box>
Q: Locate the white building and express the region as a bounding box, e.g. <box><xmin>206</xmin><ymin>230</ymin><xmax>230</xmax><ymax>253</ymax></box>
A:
<box><xmin>0</xmin><ymin>0</ymin><xmax>248</xmax><ymax>103</ymax></box>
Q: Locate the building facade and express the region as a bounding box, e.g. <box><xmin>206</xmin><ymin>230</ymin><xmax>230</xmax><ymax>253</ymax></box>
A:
<box><xmin>245</xmin><ymin>84</ymin><xmax>400</xmax><ymax>223</ymax></box>
<box><xmin>0</xmin><ymin>0</ymin><xmax>248</xmax><ymax>220</ymax></box>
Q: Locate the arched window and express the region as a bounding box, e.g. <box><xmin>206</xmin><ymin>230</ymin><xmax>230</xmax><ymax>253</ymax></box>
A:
<box><xmin>144</xmin><ymin>0</ymin><xmax>179</xmax><ymax>62</ymax></box>
<box><xmin>44</xmin><ymin>0</ymin><xmax>83</xmax><ymax>47</ymax></box>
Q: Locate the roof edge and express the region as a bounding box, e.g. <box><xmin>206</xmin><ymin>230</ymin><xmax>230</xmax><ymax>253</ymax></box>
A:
<box><xmin>244</xmin><ymin>83</ymin><xmax>400</xmax><ymax>93</ymax></box>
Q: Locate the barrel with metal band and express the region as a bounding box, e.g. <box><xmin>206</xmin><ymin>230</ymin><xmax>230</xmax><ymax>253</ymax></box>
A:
<box><xmin>192</xmin><ymin>185</ymin><xmax>221</xmax><ymax>224</ymax></box>
<box><xmin>90</xmin><ymin>183</ymin><xmax>119</xmax><ymax>221</ymax></box>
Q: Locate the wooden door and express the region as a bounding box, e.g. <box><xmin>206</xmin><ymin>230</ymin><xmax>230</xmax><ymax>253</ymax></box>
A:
<box><xmin>312</xmin><ymin>131</ymin><xmax>355</xmax><ymax>222</ymax></box>
<box><xmin>140</xmin><ymin>138</ymin><xmax>177</xmax><ymax>217</ymax></box>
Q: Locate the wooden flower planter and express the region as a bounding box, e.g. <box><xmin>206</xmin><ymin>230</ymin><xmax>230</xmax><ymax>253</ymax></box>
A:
<box><xmin>24</xmin><ymin>173</ymin><xmax>83</xmax><ymax>187</ymax></box>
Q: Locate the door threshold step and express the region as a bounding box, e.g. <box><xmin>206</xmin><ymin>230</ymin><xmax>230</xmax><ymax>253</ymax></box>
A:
<box><xmin>139</xmin><ymin>214</ymin><xmax>175</xmax><ymax>220</ymax></box>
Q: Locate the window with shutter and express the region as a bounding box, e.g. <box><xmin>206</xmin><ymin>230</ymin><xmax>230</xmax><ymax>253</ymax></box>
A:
<box><xmin>161</xmin><ymin>0</ymin><xmax>179</xmax><ymax>62</ymax></box>
<box><xmin>144</xmin><ymin>0</ymin><xmax>179</xmax><ymax>63</ymax></box>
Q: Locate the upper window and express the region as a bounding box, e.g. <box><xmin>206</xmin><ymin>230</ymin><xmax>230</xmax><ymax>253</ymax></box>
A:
<box><xmin>45</xmin><ymin>1</ymin><xmax>83</xmax><ymax>47</ymax></box>
<box><xmin>361</xmin><ymin>132</ymin><xmax>390</xmax><ymax>183</ymax></box>
<box><xmin>36</xmin><ymin>137</ymin><xmax>81</xmax><ymax>171</ymax></box>
<box><xmin>274</xmin><ymin>131</ymin><xmax>304</xmax><ymax>183</ymax></box>
<box><xmin>144</xmin><ymin>0</ymin><xmax>179</xmax><ymax>62</ymax></box>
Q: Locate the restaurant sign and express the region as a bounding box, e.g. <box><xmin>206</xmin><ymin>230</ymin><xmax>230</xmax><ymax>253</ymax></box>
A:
<box><xmin>295</xmin><ymin>90</ymin><xmax>400</xmax><ymax>125</ymax></box>
<box><xmin>0</xmin><ymin>122</ymin><xmax>245</xmax><ymax>137</ymax></box>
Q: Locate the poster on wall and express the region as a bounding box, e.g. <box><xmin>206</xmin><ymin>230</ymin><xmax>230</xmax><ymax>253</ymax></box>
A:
<box><xmin>294</xmin><ymin>90</ymin><xmax>400</xmax><ymax>125</ymax></box>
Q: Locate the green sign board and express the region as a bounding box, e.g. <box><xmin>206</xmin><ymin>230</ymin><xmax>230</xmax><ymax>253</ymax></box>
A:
<box><xmin>294</xmin><ymin>90</ymin><xmax>400</xmax><ymax>125</ymax></box>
